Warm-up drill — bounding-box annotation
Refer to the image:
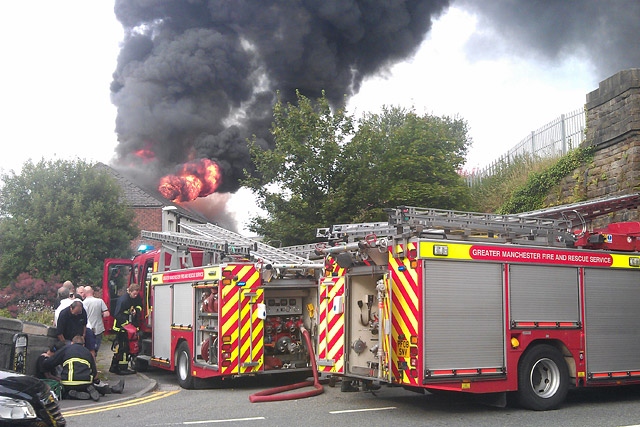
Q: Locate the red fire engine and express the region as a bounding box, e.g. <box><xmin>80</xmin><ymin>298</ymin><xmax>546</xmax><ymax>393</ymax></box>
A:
<box><xmin>102</xmin><ymin>227</ymin><xmax>221</xmax><ymax>334</ymax></box>
<box><xmin>103</xmin><ymin>223</ymin><xmax>322</xmax><ymax>387</ymax></box>
<box><xmin>315</xmin><ymin>193</ymin><xmax>640</xmax><ymax>410</ymax></box>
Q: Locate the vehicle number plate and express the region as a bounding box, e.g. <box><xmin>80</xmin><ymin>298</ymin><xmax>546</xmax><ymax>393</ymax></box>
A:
<box><xmin>397</xmin><ymin>339</ymin><xmax>409</xmax><ymax>357</ymax></box>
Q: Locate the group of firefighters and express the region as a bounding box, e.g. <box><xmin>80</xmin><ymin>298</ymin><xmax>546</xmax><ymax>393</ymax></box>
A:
<box><xmin>36</xmin><ymin>281</ymin><xmax>142</xmax><ymax>400</ymax></box>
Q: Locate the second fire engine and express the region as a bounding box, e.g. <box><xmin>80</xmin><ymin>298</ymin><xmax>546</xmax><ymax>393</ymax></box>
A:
<box><xmin>315</xmin><ymin>193</ymin><xmax>640</xmax><ymax>410</ymax></box>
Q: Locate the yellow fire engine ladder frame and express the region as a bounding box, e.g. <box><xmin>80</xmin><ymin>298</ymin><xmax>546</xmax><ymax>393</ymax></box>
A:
<box><xmin>141</xmin><ymin>230</ymin><xmax>253</xmax><ymax>270</ymax></box>
<box><xmin>313</xmin><ymin>193</ymin><xmax>640</xmax><ymax>260</ymax></box>
<box><xmin>314</xmin><ymin>211</ymin><xmax>569</xmax><ymax>257</ymax></box>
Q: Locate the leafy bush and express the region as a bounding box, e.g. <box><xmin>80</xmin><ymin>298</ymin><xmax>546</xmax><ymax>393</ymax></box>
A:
<box><xmin>0</xmin><ymin>159</ymin><xmax>137</xmax><ymax>285</ymax></box>
<box><xmin>468</xmin><ymin>155</ymin><xmax>558</xmax><ymax>213</ymax></box>
<box><xmin>16</xmin><ymin>300</ymin><xmax>55</xmax><ymax>325</ymax></box>
<box><xmin>0</xmin><ymin>273</ymin><xmax>58</xmax><ymax>319</ymax></box>
<box><xmin>468</xmin><ymin>146</ymin><xmax>595</xmax><ymax>215</ymax></box>
<box><xmin>497</xmin><ymin>146</ymin><xmax>595</xmax><ymax>214</ymax></box>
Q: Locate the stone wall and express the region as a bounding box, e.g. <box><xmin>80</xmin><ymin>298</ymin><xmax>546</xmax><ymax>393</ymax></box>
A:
<box><xmin>0</xmin><ymin>317</ymin><xmax>57</xmax><ymax>376</ymax></box>
<box><xmin>585</xmin><ymin>69</ymin><xmax>640</xmax><ymax>149</ymax></box>
<box><xmin>545</xmin><ymin>69</ymin><xmax>640</xmax><ymax>223</ymax></box>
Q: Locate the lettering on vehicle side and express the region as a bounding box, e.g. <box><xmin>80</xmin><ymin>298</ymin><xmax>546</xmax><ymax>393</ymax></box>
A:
<box><xmin>469</xmin><ymin>245</ymin><xmax>613</xmax><ymax>267</ymax></box>
<box><xmin>161</xmin><ymin>269</ymin><xmax>206</xmax><ymax>283</ymax></box>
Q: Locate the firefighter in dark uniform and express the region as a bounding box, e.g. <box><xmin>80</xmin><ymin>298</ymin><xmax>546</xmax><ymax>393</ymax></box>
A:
<box><xmin>110</xmin><ymin>283</ymin><xmax>142</xmax><ymax>375</ymax></box>
<box><xmin>42</xmin><ymin>335</ymin><xmax>100</xmax><ymax>400</ymax></box>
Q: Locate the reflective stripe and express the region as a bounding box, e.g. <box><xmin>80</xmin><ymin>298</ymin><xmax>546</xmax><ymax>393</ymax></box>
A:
<box><xmin>62</xmin><ymin>357</ymin><xmax>93</xmax><ymax>384</ymax></box>
<box><xmin>113</xmin><ymin>322</ymin><xmax>128</xmax><ymax>332</ymax></box>
<box><xmin>61</xmin><ymin>380</ymin><xmax>92</xmax><ymax>386</ymax></box>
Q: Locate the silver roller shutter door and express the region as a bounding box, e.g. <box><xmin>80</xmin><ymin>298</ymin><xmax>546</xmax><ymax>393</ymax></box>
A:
<box><xmin>423</xmin><ymin>260</ymin><xmax>504</xmax><ymax>370</ymax></box>
<box><xmin>584</xmin><ymin>268</ymin><xmax>640</xmax><ymax>373</ymax></box>
<box><xmin>509</xmin><ymin>264</ymin><xmax>579</xmax><ymax>323</ymax></box>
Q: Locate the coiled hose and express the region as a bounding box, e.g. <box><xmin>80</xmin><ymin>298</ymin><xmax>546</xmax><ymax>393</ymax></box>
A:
<box><xmin>249</xmin><ymin>326</ymin><xmax>324</xmax><ymax>403</ymax></box>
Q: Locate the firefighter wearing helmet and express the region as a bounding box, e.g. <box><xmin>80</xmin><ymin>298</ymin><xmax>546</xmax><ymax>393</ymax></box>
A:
<box><xmin>110</xmin><ymin>284</ymin><xmax>142</xmax><ymax>375</ymax></box>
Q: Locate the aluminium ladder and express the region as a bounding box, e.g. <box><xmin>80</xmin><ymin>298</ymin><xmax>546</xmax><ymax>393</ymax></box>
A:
<box><xmin>316</xmin><ymin>222</ymin><xmax>396</xmax><ymax>242</ymax></box>
<box><xmin>386</xmin><ymin>206</ymin><xmax>572</xmax><ymax>246</ymax></box>
<box><xmin>178</xmin><ymin>222</ymin><xmax>323</xmax><ymax>268</ymax></box>
<box><xmin>140</xmin><ymin>230</ymin><xmax>253</xmax><ymax>270</ymax></box>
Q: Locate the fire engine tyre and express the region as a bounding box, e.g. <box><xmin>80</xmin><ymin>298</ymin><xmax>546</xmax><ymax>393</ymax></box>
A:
<box><xmin>517</xmin><ymin>344</ymin><xmax>569</xmax><ymax>411</ymax></box>
<box><xmin>175</xmin><ymin>342</ymin><xmax>195</xmax><ymax>389</ymax></box>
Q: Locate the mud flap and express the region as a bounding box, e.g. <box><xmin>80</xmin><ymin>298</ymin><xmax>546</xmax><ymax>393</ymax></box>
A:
<box><xmin>474</xmin><ymin>392</ymin><xmax>507</xmax><ymax>408</ymax></box>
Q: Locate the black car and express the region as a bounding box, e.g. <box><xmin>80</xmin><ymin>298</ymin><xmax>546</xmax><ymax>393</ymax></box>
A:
<box><xmin>0</xmin><ymin>369</ymin><xmax>65</xmax><ymax>426</ymax></box>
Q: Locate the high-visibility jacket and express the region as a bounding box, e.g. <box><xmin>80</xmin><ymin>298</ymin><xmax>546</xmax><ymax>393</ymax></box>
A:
<box><xmin>113</xmin><ymin>293</ymin><xmax>142</xmax><ymax>332</ymax></box>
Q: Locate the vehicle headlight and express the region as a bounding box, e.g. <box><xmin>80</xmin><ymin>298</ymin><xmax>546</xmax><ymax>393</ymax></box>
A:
<box><xmin>0</xmin><ymin>396</ymin><xmax>37</xmax><ymax>420</ymax></box>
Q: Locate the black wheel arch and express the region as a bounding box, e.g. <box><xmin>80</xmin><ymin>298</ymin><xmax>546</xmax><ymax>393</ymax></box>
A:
<box><xmin>518</xmin><ymin>339</ymin><xmax>576</xmax><ymax>379</ymax></box>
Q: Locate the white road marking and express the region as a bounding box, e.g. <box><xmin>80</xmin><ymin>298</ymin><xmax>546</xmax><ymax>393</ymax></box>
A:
<box><xmin>183</xmin><ymin>417</ymin><xmax>266</xmax><ymax>425</ymax></box>
<box><xmin>330</xmin><ymin>406</ymin><xmax>397</xmax><ymax>414</ymax></box>
<box><xmin>147</xmin><ymin>416</ymin><xmax>266</xmax><ymax>426</ymax></box>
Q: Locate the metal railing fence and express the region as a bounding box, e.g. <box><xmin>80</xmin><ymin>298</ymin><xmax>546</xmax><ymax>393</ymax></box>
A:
<box><xmin>464</xmin><ymin>107</ymin><xmax>586</xmax><ymax>185</ymax></box>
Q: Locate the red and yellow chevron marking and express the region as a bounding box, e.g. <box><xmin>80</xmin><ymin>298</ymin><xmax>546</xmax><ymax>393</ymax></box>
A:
<box><xmin>380</xmin><ymin>274</ymin><xmax>392</xmax><ymax>381</ymax></box>
<box><xmin>219</xmin><ymin>264</ymin><xmax>263</xmax><ymax>375</ymax></box>
<box><xmin>317</xmin><ymin>272</ymin><xmax>345</xmax><ymax>374</ymax></box>
<box><xmin>388</xmin><ymin>242</ymin><xmax>420</xmax><ymax>386</ymax></box>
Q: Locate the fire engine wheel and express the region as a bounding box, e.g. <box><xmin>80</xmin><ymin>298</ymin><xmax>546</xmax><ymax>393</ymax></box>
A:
<box><xmin>175</xmin><ymin>342</ymin><xmax>195</xmax><ymax>389</ymax></box>
<box><xmin>517</xmin><ymin>344</ymin><xmax>568</xmax><ymax>411</ymax></box>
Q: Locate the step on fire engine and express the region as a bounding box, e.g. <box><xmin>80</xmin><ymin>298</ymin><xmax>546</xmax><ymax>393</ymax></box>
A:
<box><xmin>316</xmin><ymin>193</ymin><xmax>640</xmax><ymax>410</ymax></box>
<box><xmin>103</xmin><ymin>223</ymin><xmax>323</xmax><ymax>388</ymax></box>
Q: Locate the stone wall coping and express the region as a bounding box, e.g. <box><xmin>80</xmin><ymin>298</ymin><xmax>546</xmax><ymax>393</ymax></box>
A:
<box><xmin>586</xmin><ymin>68</ymin><xmax>640</xmax><ymax>109</ymax></box>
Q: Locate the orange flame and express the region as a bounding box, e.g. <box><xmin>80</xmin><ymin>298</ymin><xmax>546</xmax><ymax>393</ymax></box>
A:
<box><xmin>133</xmin><ymin>147</ymin><xmax>156</xmax><ymax>164</ymax></box>
<box><xmin>158</xmin><ymin>159</ymin><xmax>222</xmax><ymax>202</ymax></box>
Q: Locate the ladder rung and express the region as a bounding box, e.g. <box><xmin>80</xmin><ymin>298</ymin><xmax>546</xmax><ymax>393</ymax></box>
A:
<box><xmin>386</xmin><ymin>206</ymin><xmax>570</xmax><ymax>245</ymax></box>
<box><xmin>141</xmin><ymin>231</ymin><xmax>252</xmax><ymax>254</ymax></box>
<box><xmin>317</xmin><ymin>222</ymin><xmax>396</xmax><ymax>241</ymax></box>
<box><xmin>179</xmin><ymin>223</ymin><xmax>323</xmax><ymax>266</ymax></box>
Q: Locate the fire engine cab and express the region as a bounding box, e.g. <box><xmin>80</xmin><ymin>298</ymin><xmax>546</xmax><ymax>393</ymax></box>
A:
<box><xmin>103</xmin><ymin>223</ymin><xmax>322</xmax><ymax>387</ymax></box>
<box><xmin>315</xmin><ymin>193</ymin><xmax>640</xmax><ymax>410</ymax></box>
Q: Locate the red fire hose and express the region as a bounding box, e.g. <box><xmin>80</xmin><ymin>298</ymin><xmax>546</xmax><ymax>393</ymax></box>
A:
<box><xmin>249</xmin><ymin>326</ymin><xmax>324</xmax><ymax>403</ymax></box>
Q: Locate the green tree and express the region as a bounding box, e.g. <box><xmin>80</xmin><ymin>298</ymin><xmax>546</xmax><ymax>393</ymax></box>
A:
<box><xmin>0</xmin><ymin>159</ymin><xmax>138</xmax><ymax>286</ymax></box>
<box><xmin>330</xmin><ymin>107</ymin><xmax>471</xmax><ymax>222</ymax></box>
<box><xmin>245</xmin><ymin>91</ymin><xmax>353</xmax><ymax>244</ymax></box>
<box><xmin>245</xmin><ymin>96</ymin><xmax>472</xmax><ymax>246</ymax></box>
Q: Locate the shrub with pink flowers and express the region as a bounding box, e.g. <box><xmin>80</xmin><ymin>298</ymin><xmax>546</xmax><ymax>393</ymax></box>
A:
<box><xmin>0</xmin><ymin>273</ymin><xmax>58</xmax><ymax>323</ymax></box>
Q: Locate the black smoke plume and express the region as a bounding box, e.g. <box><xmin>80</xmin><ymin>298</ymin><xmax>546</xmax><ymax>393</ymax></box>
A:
<box><xmin>111</xmin><ymin>0</ymin><xmax>639</xmax><ymax>215</ymax></box>
<box><xmin>457</xmin><ymin>0</ymin><xmax>640</xmax><ymax>80</ymax></box>
<box><xmin>110</xmin><ymin>0</ymin><xmax>450</xmax><ymax>195</ymax></box>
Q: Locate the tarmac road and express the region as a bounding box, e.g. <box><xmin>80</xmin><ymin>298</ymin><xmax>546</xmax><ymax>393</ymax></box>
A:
<box><xmin>56</xmin><ymin>341</ymin><xmax>640</xmax><ymax>427</ymax></box>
